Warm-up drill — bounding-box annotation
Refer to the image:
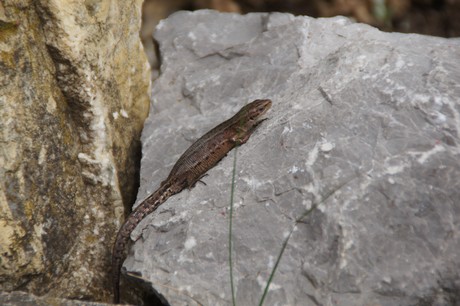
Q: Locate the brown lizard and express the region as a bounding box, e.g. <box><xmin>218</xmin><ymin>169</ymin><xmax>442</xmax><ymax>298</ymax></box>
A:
<box><xmin>112</xmin><ymin>99</ymin><xmax>272</xmax><ymax>303</ymax></box>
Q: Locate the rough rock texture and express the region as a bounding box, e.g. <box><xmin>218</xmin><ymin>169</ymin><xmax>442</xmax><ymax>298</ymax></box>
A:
<box><xmin>124</xmin><ymin>10</ymin><xmax>460</xmax><ymax>306</ymax></box>
<box><xmin>140</xmin><ymin>0</ymin><xmax>241</xmax><ymax>70</ymax></box>
<box><xmin>0</xmin><ymin>0</ymin><xmax>149</xmax><ymax>302</ymax></box>
<box><xmin>0</xmin><ymin>291</ymin><xmax>108</xmax><ymax>306</ymax></box>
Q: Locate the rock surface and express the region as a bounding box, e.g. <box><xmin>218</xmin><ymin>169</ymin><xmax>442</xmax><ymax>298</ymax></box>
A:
<box><xmin>0</xmin><ymin>0</ymin><xmax>149</xmax><ymax>301</ymax></box>
<box><xmin>0</xmin><ymin>291</ymin><xmax>109</xmax><ymax>306</ymax></box>
<box><xmin>125</xmin><ymin>10</ymin><xmax>460</xmax><ymax>306</ymax></box>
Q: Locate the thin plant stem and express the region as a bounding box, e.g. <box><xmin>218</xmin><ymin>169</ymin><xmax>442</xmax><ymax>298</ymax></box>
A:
<box><xmin>259</xmin><ymin>177</ymin><xmax>354</xmax><ymax>305</ymax></box>
<box><xmin>228</xmin><ymin>147</ymin><xmax>238</xmax><ymax>306</ymax></box>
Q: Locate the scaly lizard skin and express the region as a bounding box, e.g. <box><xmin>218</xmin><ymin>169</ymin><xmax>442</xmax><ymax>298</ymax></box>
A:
<box><xmin>112</xmin><ymin>99</ymin><xmax>272</xmax><ymax>303</ymax></box>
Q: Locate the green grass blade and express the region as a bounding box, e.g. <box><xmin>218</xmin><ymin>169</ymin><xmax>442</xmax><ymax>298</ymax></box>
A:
<box><xmin>258</xmin><ymin>204</ymin><xmax>318</xmax><ymax>306</ymax></box>
<box><xmin>258</xmin><ymin>225</ymin><xmax>294</xmax><ymax>306</ymax></box>
<box><xmin>228</xmin><ymin>148</ymin><xmax>238</xmax><ymax>306</ymax></box>
<box><xmin>259</xmin><ymin>177</ymin><xmax>354</xmax><ymax>305</ymax></box>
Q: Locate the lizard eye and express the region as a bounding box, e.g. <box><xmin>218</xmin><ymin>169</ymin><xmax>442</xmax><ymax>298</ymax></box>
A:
<box><xmin>250</xmin><ymin>107</ymin><xmax>265</xmax><ymax>119</ymax></box>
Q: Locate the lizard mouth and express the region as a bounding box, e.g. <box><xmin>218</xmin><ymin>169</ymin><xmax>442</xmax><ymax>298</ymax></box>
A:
<box><xmin>258</xmin><ymin>113</ymin><xmax>270</xmax><ymax>122</ymax></box>
<box><xmin>256</xmin><ymin>99</ymin><xmax>272</xmax><ymax>120</ymax></box>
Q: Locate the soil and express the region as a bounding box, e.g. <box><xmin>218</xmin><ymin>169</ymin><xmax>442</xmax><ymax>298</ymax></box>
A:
<box><xmin>238</xmin><ymin>0</ymin><xmax>460</xmax><ymax>37</ymax></box>
<box><xmin>143</xmin><ymin>0</ymin><xmax>460</xmax><ymax>38</ymax></box>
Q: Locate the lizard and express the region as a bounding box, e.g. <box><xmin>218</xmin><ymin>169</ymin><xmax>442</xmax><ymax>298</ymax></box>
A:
<box><xmin>112</xmin><ymin>99</ymin><xmax>272</xmax><ymax>303</ymax></box>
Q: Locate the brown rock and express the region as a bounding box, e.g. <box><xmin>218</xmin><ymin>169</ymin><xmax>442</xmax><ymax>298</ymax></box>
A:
<box><xmin>0</xmin><ymin>0</ymin><xmax>149</xmax><ymax>302</ymax></box>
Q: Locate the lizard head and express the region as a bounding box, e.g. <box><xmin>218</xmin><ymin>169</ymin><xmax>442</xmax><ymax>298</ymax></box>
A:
<box><xmin>242</xmin><ymin>99</ymin><xmax>272</xmax><ymax>124</ymax></box>
<box><xmin>230</xmin><ymin>99</ymin><xmax>272</xmax><ymax>145</ymax></box>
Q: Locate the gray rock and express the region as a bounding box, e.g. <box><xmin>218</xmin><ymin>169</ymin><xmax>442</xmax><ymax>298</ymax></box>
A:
<box><xmin>124</xmin><ymin>10</ymin><xmax>460</xmax><ymax>306</ymax></box>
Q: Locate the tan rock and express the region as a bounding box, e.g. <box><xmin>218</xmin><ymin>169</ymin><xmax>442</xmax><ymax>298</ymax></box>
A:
<box><xmin>0</xmin><ymin>0</ymin><xmax>150</xmax><ymax>302</ymax></box>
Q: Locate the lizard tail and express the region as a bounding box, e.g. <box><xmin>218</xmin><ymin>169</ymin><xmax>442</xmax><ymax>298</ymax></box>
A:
<box><xmin>112</xmin><ymin>180</ymin><xmax>181</xmax><ymax>303</ymax></box>
<box><xmin>112</xmin><ymin>227</ymin><xmax>128</xmax><ymax>303</ymax></box>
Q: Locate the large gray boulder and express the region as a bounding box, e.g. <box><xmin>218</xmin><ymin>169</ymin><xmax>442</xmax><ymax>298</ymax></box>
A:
<box><xmin>124</xmin><ymin>10</ymin><xmax>460</xmax><ymax>306</ymax></box>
